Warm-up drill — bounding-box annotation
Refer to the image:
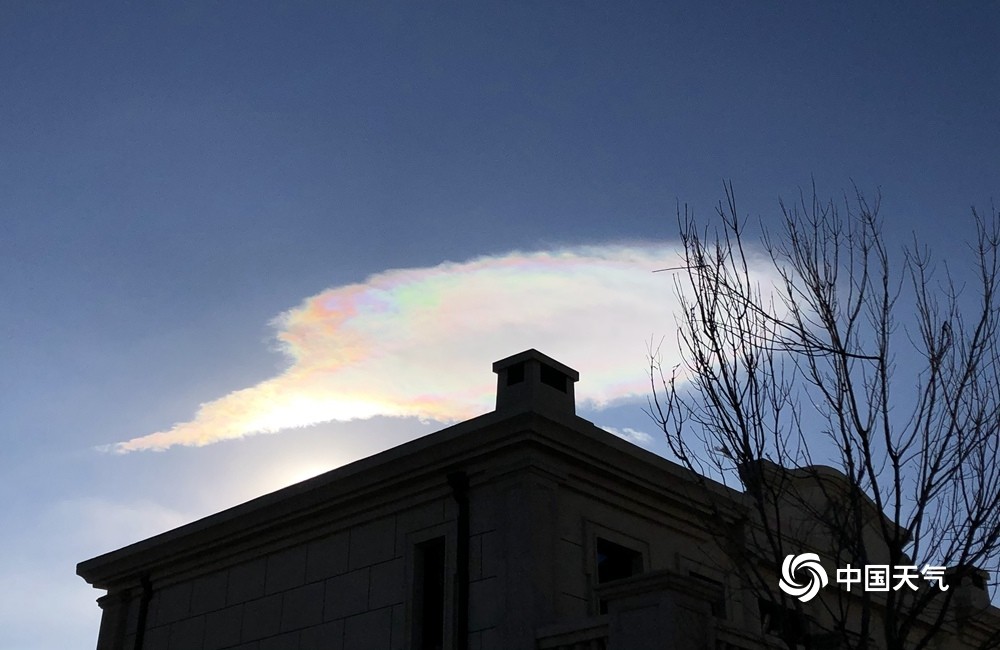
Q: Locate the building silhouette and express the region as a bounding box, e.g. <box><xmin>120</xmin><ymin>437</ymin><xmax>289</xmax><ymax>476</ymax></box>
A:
<box><xmin>78</xmin><ymin>350</ymin><xmax>999</xmax><ymax>650</ymax></box>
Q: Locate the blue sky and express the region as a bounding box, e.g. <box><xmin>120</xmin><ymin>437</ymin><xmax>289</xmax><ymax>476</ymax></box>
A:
<box><xmin>1</xmin><ymin>2</ymin><xmax>998</xmax><ymax>648</ymax></box>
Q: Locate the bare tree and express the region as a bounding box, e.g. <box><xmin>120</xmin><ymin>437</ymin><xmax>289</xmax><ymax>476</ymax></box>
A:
<box><xmin>651</xmin><ymin>183</ymin><xmax>1000</xmax><ymax>650</ymax></box>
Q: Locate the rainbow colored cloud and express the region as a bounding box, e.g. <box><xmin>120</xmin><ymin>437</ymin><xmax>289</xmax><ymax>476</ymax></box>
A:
<box><xmin>111</xmin><ymin>244</ymin><xmax>702</xmax><ymax>452</ymax></box>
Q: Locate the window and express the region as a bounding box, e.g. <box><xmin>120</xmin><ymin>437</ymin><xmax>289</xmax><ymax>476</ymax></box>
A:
<box><xmin>413</xmin><ymin>537</ymin><xmax>445</xmax><ymax>650</ymax></box>
<box><xmin>759</xmin><ymin>598</ymin><xmax>807</xmax><ymax>643</ymax></box>
<box><xmin>595</xmin><ymin>537</ymin><xmax>644</xmax><ymax>614</ymax></box>
<box><xmin>689</xmin><ymin>572</ymin><xmax>726</xmax><ymax>619</ymax></box>
<box><xmin>596</xmin><ymin>537</ymin><xmax>643</xmax><ymax>583</ymax></box>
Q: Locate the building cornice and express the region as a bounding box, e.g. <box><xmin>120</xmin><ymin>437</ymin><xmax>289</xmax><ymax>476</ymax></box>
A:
<box><xmin>77</xmin><ymin>407</ymin><xmax>735</xmax><ymax>590</ymax></box>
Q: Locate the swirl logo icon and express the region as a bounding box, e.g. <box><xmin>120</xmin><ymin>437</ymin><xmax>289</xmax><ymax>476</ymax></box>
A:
<box><xmin>779</xmin><ymin>553</ymin><xmax>828</xmax><ymax>602</ymax></box>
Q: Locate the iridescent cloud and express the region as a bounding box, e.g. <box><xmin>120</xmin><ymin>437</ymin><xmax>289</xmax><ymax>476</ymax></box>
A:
<box><xmin>111</xmin><ymin>243</ymin><xmax>723</xmax><ymax>452</ymax></box>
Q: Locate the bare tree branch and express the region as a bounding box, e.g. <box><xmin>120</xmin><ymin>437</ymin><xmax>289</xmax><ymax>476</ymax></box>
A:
<box><xmin>651</xmin><ymin>185</ymin><xmax>1000</xmax><ymax>650</ymax></box>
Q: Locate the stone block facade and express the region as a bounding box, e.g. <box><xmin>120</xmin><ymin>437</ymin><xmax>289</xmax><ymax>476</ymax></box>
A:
<box><xmin>79</xmin><ymin>350</ymin><xmax>1000</xmax><ymax>650</ymax></box>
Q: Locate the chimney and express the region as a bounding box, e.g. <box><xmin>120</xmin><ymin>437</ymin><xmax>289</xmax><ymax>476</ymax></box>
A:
<box><xmin>492</xmin><ymin>349</ymin><xmax>579</xmax><ymax>416</ymax></box>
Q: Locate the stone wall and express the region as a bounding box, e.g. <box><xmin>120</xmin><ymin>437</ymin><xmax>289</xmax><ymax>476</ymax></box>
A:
<box><xmin>132</xmin><ymin>499</ymin><xmax>449</xmax><ymax>650</ymax></box>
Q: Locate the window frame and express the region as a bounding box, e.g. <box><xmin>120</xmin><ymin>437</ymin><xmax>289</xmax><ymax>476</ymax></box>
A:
<box><xmin>405</xmin><ymin>524</ymin><xmax>456</xmax><ymax>650</ymax></box>
<box><xmin>582</xmin><ymin>521</ymin><xmax>649</xmax><ymax>615</ymax></box>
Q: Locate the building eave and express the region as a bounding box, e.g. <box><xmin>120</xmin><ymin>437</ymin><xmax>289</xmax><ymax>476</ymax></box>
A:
<box><xmin>77</xmin><ymin>407</ymin><xmax>732</xmax><ymax>591</ymax></box>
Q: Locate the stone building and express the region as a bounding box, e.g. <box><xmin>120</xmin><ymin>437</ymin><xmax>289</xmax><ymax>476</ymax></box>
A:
<box><xmin>78</xmin><ymin>350</ymin><xmax>999</xmax><ymax>650</ymax></box>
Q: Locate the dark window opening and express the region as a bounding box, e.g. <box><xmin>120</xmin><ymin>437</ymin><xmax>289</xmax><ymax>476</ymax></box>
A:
<box><xmin>506</xmin><ymin>362</ymin><xmax>525</xmax><ymax>386</ymax></box>
<box><xmin>690</xmin><ymin>572</ymin><xmax>727</xmax><ymax>618</ymax></box>
<box><xmin>596</xmin><ymin>537</ymin><xmax>643</xmax><ymax>614</ymax></box>
<box><xmin>596</xmin><ymin>538</ymin><xmax>643</xmax><ymax>583</ymax></box>
<box><xmin>540</xmin><ymin>364</ymin><xmax>567</xmax><ymax>392</ymax></box>
<box><xmin>759</xmin><ymin>599</ymin><xmax>807</xmax><ymax>643</ymax></box>
<box><xmin>414</xmin><ymin>538</ymin><xmax>446</xmax><ymax>650</ymax></box>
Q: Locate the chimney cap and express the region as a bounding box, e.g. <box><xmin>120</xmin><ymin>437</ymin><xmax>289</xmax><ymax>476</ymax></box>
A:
<box><xmin>492</xmin><ymin>349</ymin><xmax>579</xmax><ymax>416</ymax></box>
<box><xmin>492</xmin><ymin>348</ymin><xmax>580</xmax><ymax>381</ymax></box>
